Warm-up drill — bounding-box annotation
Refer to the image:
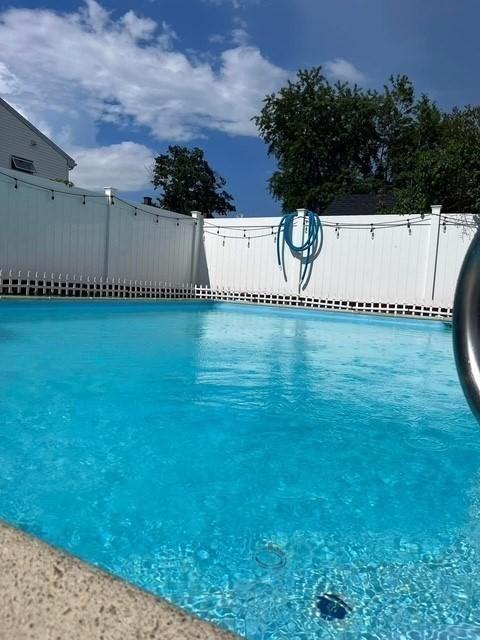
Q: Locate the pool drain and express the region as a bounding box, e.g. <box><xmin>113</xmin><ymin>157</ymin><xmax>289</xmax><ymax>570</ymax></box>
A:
<box><xmin>254</xmin><ymin>542</ymin><xmax>287</xmax><ymax>569</ymax></box>
<box><xmin>316</xmin><ymin>593</ymin><xmax>352</xmax><ymax>620</ymax></box>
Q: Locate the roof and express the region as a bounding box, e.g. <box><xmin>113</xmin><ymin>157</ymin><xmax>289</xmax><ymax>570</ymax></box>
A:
<box><xmin>323</xmin><ymin>192</ymin><xmax>395</xmax><ymax>215</ymax></box>
<box><xmin>0</xmin><ymin>97</ymin><xmax>76</xmax><ymax>169</ymax></box>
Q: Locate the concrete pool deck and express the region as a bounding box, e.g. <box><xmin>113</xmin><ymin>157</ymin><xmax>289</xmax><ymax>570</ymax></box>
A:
<box><xmin>0</xmin><ymin>520</ymin><xmax>239</xmax><ymax>640</ymax></box>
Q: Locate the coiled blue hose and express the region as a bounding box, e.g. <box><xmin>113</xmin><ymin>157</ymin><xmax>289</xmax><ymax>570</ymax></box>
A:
<box><xmin>276</xmin><ymin>211</ymin><xmax>323</xmax><ymax>288</ymax></box>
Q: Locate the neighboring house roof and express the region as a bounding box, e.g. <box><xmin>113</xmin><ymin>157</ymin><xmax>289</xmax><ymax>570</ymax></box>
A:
<box><xmin>0</xmin><ymin>97</ymin><xmax>76</xmax><ymax>169</ymax></box>
<box><xmin>323</xmin><ymin>192</ymin><xmax>395</xmax><ymax>215</ymax></box>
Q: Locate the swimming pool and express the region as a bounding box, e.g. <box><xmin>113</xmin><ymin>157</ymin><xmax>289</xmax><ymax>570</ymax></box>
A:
<box><xmin>1</xmin><ymin>300</ymin><xmax>479</xmax><ymax>639</ymax></box>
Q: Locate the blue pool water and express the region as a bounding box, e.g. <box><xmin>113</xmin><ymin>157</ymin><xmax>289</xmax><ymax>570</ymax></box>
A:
<box><xmin>1</xmin><ymin>300</ymin><xmax>480</xmax><ymax>638</ymax></box>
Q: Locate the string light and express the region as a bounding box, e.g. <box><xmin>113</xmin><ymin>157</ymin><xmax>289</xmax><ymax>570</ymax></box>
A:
<box><xmin>1</xmin><ymin>168</ymin><xmax>191</xmax><ymax>226</ymax></box>
<box><xmin>222</xmin><ymin>237</ymin><xmax>225</xmax><ymax>247</ymax></box>
<box><xmin>156</xmin><ymin>216</ymin><xmax>159</xmax><ymax>224</ymax></box>
<box><xmin>248</xmin><ymin>238</ymin><xmax>250</xmax><ymax>248</ymax></box>
<box><xmin>3</xmin><ymin>167</ymin><xmax>477</xmax><ymax>237</ymax></box>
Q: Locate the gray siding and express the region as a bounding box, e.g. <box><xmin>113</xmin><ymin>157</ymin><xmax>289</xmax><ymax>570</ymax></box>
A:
<box><xmin>0</xmin><ymin>102</ymin><xmax>70</xmax><ymax>181</ymax></box>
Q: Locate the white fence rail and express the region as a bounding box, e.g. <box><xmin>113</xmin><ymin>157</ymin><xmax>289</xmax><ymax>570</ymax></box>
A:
<box><xmin>203</xmin><ymin>211</ymin><xmax>475</xmax><ymax>310</ymax></box>
<box><xmin>0</xmin><ymin>168</ymin><xmax>197</xmax><ymax>284</ymax></box>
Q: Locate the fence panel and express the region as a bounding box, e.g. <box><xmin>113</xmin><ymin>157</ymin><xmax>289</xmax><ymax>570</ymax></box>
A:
<box><xmin>432</xmin><ymin>216</ymin><xmax>475</xmax><ymax>309</ymax></box>
<box><xmin>0</xmin><ymin>169</ymin><xmax>196</xmax><ymax>284</ymax></box>
<box><xmin>204</xmin><ymin>213</ymin><xmax>473</xmax><ymax>309</ymax></box>
<box><xmin>106</xmin><ymin>198</ymin><xmax>195</xmax><ymax>283</ymax></box>
<box><xmin>0</xmin><ymin>170</ymin><xmax>106</xmax><ymax>277</ymax></box>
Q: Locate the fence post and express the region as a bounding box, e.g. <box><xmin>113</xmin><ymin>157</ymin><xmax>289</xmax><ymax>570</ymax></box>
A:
<box><xmin>190</xmin><ymin>211</ymin><xmax>204</xmax><ymax>285</ymax></box>
<box><xmin>104</xmin><ymin>187</ymin><xmax>117</xmax><ymax>279</ymax></box>
<box><xmin>423</xmin><ymin>204</ymin><xmax>442</xmax><ymax>304</ymax></box>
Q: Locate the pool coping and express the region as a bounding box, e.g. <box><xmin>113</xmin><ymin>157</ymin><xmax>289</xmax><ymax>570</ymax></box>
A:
<box><xmin>0</xmin><ymin>519</ymin><xmax>240</xmax><ymax>640</ymax></box>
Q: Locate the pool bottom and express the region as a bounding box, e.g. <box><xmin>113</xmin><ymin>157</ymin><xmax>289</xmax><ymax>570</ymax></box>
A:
<box><xmin>94</xmin><ymin>527</ymin><xmax>480</xmax><ymax>639</ymax></box>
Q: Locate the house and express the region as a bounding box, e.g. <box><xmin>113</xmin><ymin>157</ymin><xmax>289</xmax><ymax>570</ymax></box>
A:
<box><xmin>0</xmin><ymin>97</ymin><xmax>76</xmax><ymax>181</ymax></box>
<box><xmin>323</xmin><ymin>192</ymin><xmax>395</xmax><ymax>215</ymax></box>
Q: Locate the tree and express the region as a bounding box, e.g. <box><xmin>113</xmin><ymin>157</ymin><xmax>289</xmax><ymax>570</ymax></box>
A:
<box><xmin>152</xmin><ymin>146</ymin><xmax>235</xmax><ymax>218</ymax></box>
<box><xmin>399</xmin><ymin>106</ymin><xmax>480</xmax><ymax>214</ymax></box>
<box><xmin>254</xmin><ymin>68</ymin><xmax>480</xmax><ymax>213</ymax></box>
<box><xmin>254</xmin><ymin>68</ymin><xmax>378</xmax><ymax>213</ymax></box>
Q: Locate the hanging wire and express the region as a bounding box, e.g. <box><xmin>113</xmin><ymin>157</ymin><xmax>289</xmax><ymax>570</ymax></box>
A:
<box><xmin>2</xmin><ymin>166</ymin><xmax>476</xmax><ymax>235</ymax></box>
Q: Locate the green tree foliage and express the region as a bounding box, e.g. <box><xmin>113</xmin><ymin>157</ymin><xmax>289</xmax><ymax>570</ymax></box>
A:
<box><xmin>254</xmin><ymin>68</ymin><xmax>480</xmax><ymax>213</ymax></box>
<box><xmin>152</xmin><ymin>146</ymin><xmax>235</xmax><ymax>218</ymax></box>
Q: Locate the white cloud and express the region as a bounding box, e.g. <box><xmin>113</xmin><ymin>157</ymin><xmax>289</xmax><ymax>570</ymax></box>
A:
<box><xmin>70</xmin><ymin>142</ymin><xmax>154</xmax><ymax>191</ymax></box>
<box><xmin>0</xmin><ymin>1</ymin><xmax>287</xmax><ymax>143</ymax></box>
<box><xmin>0</xmin><ymin>61</ymin><xmax>19</xmax><ymax>93</ymax></box>
<box><xmin>120</xmin><ymin>11</ymin><xmax>157</xmax><ymax>42</ymax></box>
<box><xmin>208</xmin><ymin>33</ymin><xmax>226</xmax><ymax>44</ymax></box>
<box><xmin>231</xmin><ymin>28</ymin><xmax>250</xmax><ymax>45</ymax></box>
<box><xmin>324</xmin><ymin>58</ymin><xmax>366</xmax><ymax>84</ymax></box>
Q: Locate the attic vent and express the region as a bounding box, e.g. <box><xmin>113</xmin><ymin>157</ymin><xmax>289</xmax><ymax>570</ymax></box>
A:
<box><xmin>11</xmin><ymin>156</ymin><xmax>36</xmax><ymax>174</ymax></box>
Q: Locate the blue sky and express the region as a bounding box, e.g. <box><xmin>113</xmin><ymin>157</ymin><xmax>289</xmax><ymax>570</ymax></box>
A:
<box><xmin>1</xmin><ymin>0</ymin><xmax>479</xmax><ymax>216</ymax></box>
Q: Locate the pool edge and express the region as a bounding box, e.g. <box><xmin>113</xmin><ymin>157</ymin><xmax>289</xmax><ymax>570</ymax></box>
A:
<box><xmin>0</xmin><ymin>519</ymin><xmax>240</xmax><ymax>640</ymax></box>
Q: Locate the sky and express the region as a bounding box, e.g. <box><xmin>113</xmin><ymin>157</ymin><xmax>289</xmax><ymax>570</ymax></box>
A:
<box><xmin>1</xmin><ymin>0</ymin><xmax>480</xmax><ymax>216</ymax></box>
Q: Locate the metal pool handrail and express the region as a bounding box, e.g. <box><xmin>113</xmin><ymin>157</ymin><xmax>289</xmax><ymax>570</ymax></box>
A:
<box><xmin>453</xmin><ymin>229</ymin><xmax>480</xmax><ymax>422</ymax></box>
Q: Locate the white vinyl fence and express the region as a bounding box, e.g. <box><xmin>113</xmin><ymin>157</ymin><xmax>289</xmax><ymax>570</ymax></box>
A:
<box><xmin>0</xmin><ymin>166</ymin><xmax>476</xmax><ymax>315</ymax></box>
<box><xmin>0</xmin><ymin>168</ymin><xmax>198</xmax><ymax>284</ymax></box>
<box><xmin>203</xmin><ymin>211</ymin><xmax>476</xmax><ymax>311</ymax></box>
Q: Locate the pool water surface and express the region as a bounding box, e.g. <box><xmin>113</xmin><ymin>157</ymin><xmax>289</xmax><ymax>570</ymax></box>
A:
<box><xmin>1</xmin><ymin>300</ymin><xmax>480</xmax><ymax>639</ymax></box>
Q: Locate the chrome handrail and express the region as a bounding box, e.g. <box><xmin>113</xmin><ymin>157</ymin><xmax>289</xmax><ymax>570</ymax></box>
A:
<box><xmin>453</xmin><ymin>230</ymin><xmax>480</xmax><ymax>422</ymax></box>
